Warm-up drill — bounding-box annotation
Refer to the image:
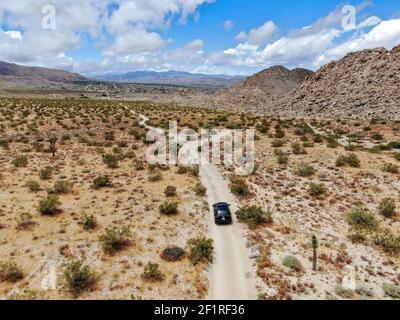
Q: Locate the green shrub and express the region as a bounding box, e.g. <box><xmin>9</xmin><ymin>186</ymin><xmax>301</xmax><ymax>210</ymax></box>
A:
<box><xmin>0</xmin><ymin>261</ymin><xmax>24</xmax><ymax>283</ymax></box>
<box><xmin>164</xmin><ymin>186</ymin><xmax>177</xmax><ymax>197</ymax></box>
<box><xmin>26</xmin><ymin>180</ymin><xmax>40</xmax><ymax>192</ymax></box>
<box><xmin>92</xmin><ymin>176</ymin><xmax>111</xmax><ymax>189</ymax></box>
<box><xmin>161</xmin><ymin>247</ymin><xmax>185</xmax><ymax>262</ymax></box>
<box><xmin>383</xmin><ymin>283</ymin><xmax>400</xmax><ymax>299</ymax></box>
<box><xmin>276</xmin><ymin>151</ymin><xmax>289</xmax><ymax>165</ymax></box>
<box><xmin>187</xmin><ymin>237</ymin><xmax>214</xmax><ymax>265</ymax></box>
<box><xmin>148</xmin><ymin>168</ymin><xmax>162</xmax><ymax>182</ymax></box>
<box><xmin>291</xmin><ymin>143</ymin><xmax>307</xmax><ymax>155</ymax></box>
<box><xmin>194</xmin><ymin>183</ymin><xmax>207</xmax><ymax>196</ymax></box>
<box><xmin>308</xmin><ymin>183</ymin><xmax>326</xmax><ymax>197</ymax></box>
<box><xmin>141</xmin><ymin>263</ymin><xmax>164</xmax><ymax>282</ymax></box>
<box><xmin>271</xmin><ymin>140</ymin><xmax>284</xmax><ymax>148</ymax></box>
<box><xmin>382</xmin><ymin>163</ymin><xmax>399</xmax><ymax>174</ymax></box>
<box><xmin>379</xmin><ymin>198</ymin><xmax>397</xmax><ymax>218</ymax></box>
<box><xmin>236</xmin><ymin>206</ymin><xmax>272</xmax><ymax>228</ymax></box>
<box><xmin>12</xmin><ymin>155</ymin><xmax>28</xmax><ymax>168</ymax></box>
<box><xmin>39</xmin><ymin>166</ymin><xmax>53</xmax><ymax>180</ymax></box>
<box><xmin>79</xmin><ymin>214</ymin><xmax>97</xmax><ymax>231</ymax></box>
<box><xmin>336</xmin><ymin>154</ymin><xmax>360</xmax><ymax>168</ymax></box>
<box><xmin>335</xmin><ymin>285</ymin><xmax>355</xmax><ymax>299</ymax></box>
<box><xmin>61</xmin><ymin>261</ymin><xmax>95</xmax><ymax>297</ymax></box>
<box><xmin>159</xmin><ymin>201</ymin><xmax>178</xmax><ymax>215</ymax></box>
<box><xmin>274</xmin><ymin>129</ymin><xmax>285</xmax><ymax>139</ymax></box>
<box><xmin>49</xmin><ymin>180</ymin><xmax>72</xmax><ymax>194</ymax></box>
<box><xmin>282</xmin><ymin>256</ymin><xmax>303</xmax><ymax>272</ymax></box>
<box><xmin>15</xmin><ymin>213</ymin><xmax>33</xmax><ymax>230</ymax></box>
<box><xmin>348</xmin><ymin>228</ymin><xmax>368</xmax><ymax>243</ymax></box>
<box><xmin>347</xmin><ymin>208</ymin><xmax>378</xmax><ymax>231</ymax></box>
<box><xmin>38</xmin><ymin>195</ymin><xmax>61</xmax><ymax>216</ymax></box>
<box><xmin>374</xmin><ymin>230</ymin><xmax>400</xmax><ymax>255</ymax></box>
<box><xmin>99</xmin><ymin>226</ymin><xmax>131</xmax><ymax>254</ymax></box>
<box><xmin>102</xmin><ymin>153</ymin><xmax>119</xmax><ymax>168</ymax></box>
<box><xmin>230</xmin><ymin>176</ymin><xmax>250</xmax><ymax>196</ymax></box>
<box><xmin>295</xmin><ymin>162</ymin><xmax>316</xmax><ymax>177</ymax></box>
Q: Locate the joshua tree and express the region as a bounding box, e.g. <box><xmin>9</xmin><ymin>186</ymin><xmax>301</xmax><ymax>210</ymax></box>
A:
<box><xmin>48</xmin><ymin>133</ymin><xmax>58</xmax><ymax>158</ymax></box>
<box><xmin>311</xmin><ymin>235</ymin><xmax>319</xmax><ymax>271</ymax></box>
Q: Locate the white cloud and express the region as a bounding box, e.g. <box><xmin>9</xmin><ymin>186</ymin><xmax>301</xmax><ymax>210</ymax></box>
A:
<box><xmin>357</xmin><ymin>16</ymin><xmax>382</xmax><ymax>29</ymax></box>
<box><xmin>223</xmin><ymin>20</ymin><xmax>234</xmax><ymax>30</ymax></box>
<box><xmin>235</xmin><ymin>21</ymin><xmax>277</xmax><ymax>46</ymax></box>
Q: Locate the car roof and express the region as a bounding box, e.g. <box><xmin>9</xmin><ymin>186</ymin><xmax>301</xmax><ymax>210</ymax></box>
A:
<box><xmin>214</xmin><ymin>202</ymin><xmax>230</xmax><ymax>207</ymax></box>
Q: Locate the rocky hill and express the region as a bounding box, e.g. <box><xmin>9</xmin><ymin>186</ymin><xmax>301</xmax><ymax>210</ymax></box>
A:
<box><xmin>274</xmin><ymin>45</ymin><xmax>400</xmax><ymax>120</ymax></box>
<box><xmin>214</xmin><ymin>66</ymin><xmax>313</xmax><ymax>112</ymax></box>
<box><xmin>0</xmin><ymin>60</ymin><xmax>87</xmax><ymax>88</ymax></box>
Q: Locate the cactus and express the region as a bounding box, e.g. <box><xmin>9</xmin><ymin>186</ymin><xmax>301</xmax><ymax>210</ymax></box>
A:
<box><xmin>48</xmin><ymin>133</ymin><xmax>58</xmax><ymax>157</ymax></box>
<box><xmin>311</xmin><ymin>235</ymin><xmax>319</xmax><ymax>271</ymax></box>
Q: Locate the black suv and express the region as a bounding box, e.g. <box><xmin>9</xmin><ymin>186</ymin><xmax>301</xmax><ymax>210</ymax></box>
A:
<box><xmin>213</xmin><ymin>202</ymin><xmax>233</xmax><ymax>225</ymax></box>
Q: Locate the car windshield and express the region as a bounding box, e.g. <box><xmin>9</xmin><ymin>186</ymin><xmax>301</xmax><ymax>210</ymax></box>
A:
<box><xmin>217</xmin><ymin>210</ymin><xmax>230</xmax><ymax>217</ymax></box>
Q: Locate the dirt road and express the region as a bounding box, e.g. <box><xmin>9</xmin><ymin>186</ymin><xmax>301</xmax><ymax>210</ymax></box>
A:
<box><xmin>123</xmin><ymin>104</ymin><xmax>257</xmax><ymax>300</ymax></box>
<box><xmin>199</xmin><ymin>164</ymin><xmax>257</xmax><ymax>300</ymax></box>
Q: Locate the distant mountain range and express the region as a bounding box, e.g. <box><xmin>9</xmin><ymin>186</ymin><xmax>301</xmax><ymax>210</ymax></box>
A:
<box><xmin>90</xmin><ymin>70</ymin><xmax>246</xmax><ymax>88</ymax></box>
<box><xmin>0</xmin><ymin>60</ymin><xmax>86</xmax><ymax>88</ymax></box>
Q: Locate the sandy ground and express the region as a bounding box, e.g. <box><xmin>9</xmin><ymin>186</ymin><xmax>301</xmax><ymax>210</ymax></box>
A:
<box><xmin>129</xmin><ymin>105</ymin><xmax>258</xmax><ymax>300</ymax></box>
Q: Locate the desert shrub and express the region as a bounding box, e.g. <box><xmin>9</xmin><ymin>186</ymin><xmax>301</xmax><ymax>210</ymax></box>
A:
<box><xmin>15</xmin><ymin>213</ymin><xmax>33</xmax><ymax>230</ymax></box>
<box><xmin>230</xmin><ymin>176</ymin><xmax>250</xmax><ymax>196</ymax></box>
<box><xmin>160</xmin><ymin>247</ymin><xmax>185</xmax><ymax>262</ymax></box>
<box><xmin>325</xmin><ymin>136</ymin><xmax>339</xmax><ymax>148</ymax></box>
<box><xmin>26</xmin><ymin>180</ymin><xmax>40</xmax><ymax>192</ymax></box>
<box><xmin>308</xmin><ymin>183</ymin><xmax>326</xmax><ymax>197</ymax></box>
<box><xmin>374</xmin><ymin>230</ymin><xmax>400</xmax><ymax>255</ymax></box>
<box><xmin>98</xmin><ymin>226</ymin><xmax>131</xmax><ymax>254</ymax></box>
<box><xmin>383</xmin><ymin>283</ymin><xmax>400</xmax><ymax>299</ymax></box>
<box><xmin>164</xmin><ymin>186</ymin><xmax>177</xmax><ymax>197</ymax></box>
<box><xmin>141</xmin><ymin>263</ymin><xmax>164</xmax><ymax>282</ymax></box>
<box><xmin>387</xmin><ymin>141</ymin><xmax>400</xmax><ymax>149</ymax></box>
<box><xmin>236</xmin><ymin>206</ymin><xmax>272</xmax><ymax>228</ymax></box>
<box><xmin>0</xmin><ymin>139</ymin><xmax>10</xmax><ymax>150</ymax></box>
<box><xmin>346</xmin><ymin>154</ymin><xmax>361</xmax><ymax>167</ymax></box>
<box><xmin>291</xmin><ymin>142</ymin><xmax>307</xmax><ymax>155</ymax></box>
<box><xmin>271</xmin><ymin>140</ymin><xmax>284</xmax><ymax>148</ymax></box>
<box><xmin>159</xmin><ymin>201</ymin><xmax>178</xmax><ymax>215</ymax></box>
<box><xmin>102</xmin><ymin>153</ymin><xmax>119</xmax><ymax>168</ymax></box>
<box><xmin>335</xmin><ymin>285</ymin><xmax>355</xmax><ymax>299</ymax></box>
<box><xmin>0</xmin><ymin>261</ymin><xmax>24</xmax><ymax>283</ymax></box>
<box><xmin>61</xmin><ymin>261</ymin><xmax>95</xmax><ymax>297</ymax></box>
<box><xmin>274</xmin><ymin>129</ymin><xmax>285</xmax><ymax>139</ymax></box>
<box><xmin>187</xmin><ymin>237</ymin><xmax>214</xmax><ymax>265</ymax></box>
<box><xmin>177</xmin><ymin>165</ymin><xmax>189</xmax><ymax>174</ymax></box>
<box><xmin>38</xmin><ymin>195</ymin><xmax>61</xmax><ymax>216</ymax></box>
<box><xmin>49</xmin><ymin>180</ymin><xmax>72</xmax><ymax>194</ymax></box>
<box><xmin>12</xmin><ymin>155</ymin><xmax>28</xmax><ymax>168</ymax></box>
<box><xmin>194</xmin><ymin>183</ymin><xmax>207</xmax><ymax>196</ymax></box>
<box><xmin>148</xmin><ymin>168</ymin><xmax>162</xmax><ymax>182</ymax></box>
<box><xmin>371</xmin><ymin>132</ymin><xmax>384</xmax><ymax>141</ymax></box>
<box><xmin>393</xmin><ymin>153</ymin><xmax>400</xmax><ymax>161</ymax></box>
<box><xmin>295</xmin><ymin>162</ymin><xmax>316</xmax><ymax>177</ymax></box>
<box><xmin>379</xmin><ymin>198</ymin><xmax>397</xmax><ymax>218</ymax></box>
<box><xmin>347</xmin><ymin>208</ymin><xmax>378</xmax><ymax>231</ymax></box>
<box><xmin>282</xmin><ymin>256</ymin><xmax>303</xmax><ymax>272</ymax></box>
<box><xmin>79</xmin><ymin>214</ymin><xmax>97</xmax><ymax>231</ymax></box>
<box><xmin>336</xmin><ymin>154</ymin><xmax>360</xmax><ymax>168</ymax></box>
<box><xmin>277</xmin><ymin>152</ymin><xmax>289</xmax><ymax>165</ymax></box>
<box><xmin>382</xmin><ymin>163</ymin><xmax>399</xmax><ymax>174</ymax></box>
<box><xmin>92</xmin><ymin>175</ymin><xmax>111</xmax><ymax>189</ymax></box>
<box><xmin>39</xmin><ymin>166</ymin><xmax>53</xmax><ymax>180</ymax></box>
<box><xmin>348</xmin><ymin>228</ymin><xmax>368</xmax><ymax>243</ymax></box>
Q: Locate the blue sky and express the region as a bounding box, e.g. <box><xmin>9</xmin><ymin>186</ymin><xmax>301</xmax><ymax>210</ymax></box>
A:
<box><xmin>0</xmin><ymin>1</ymin><xmax>399</xmax><ymax>75</ymax></box>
